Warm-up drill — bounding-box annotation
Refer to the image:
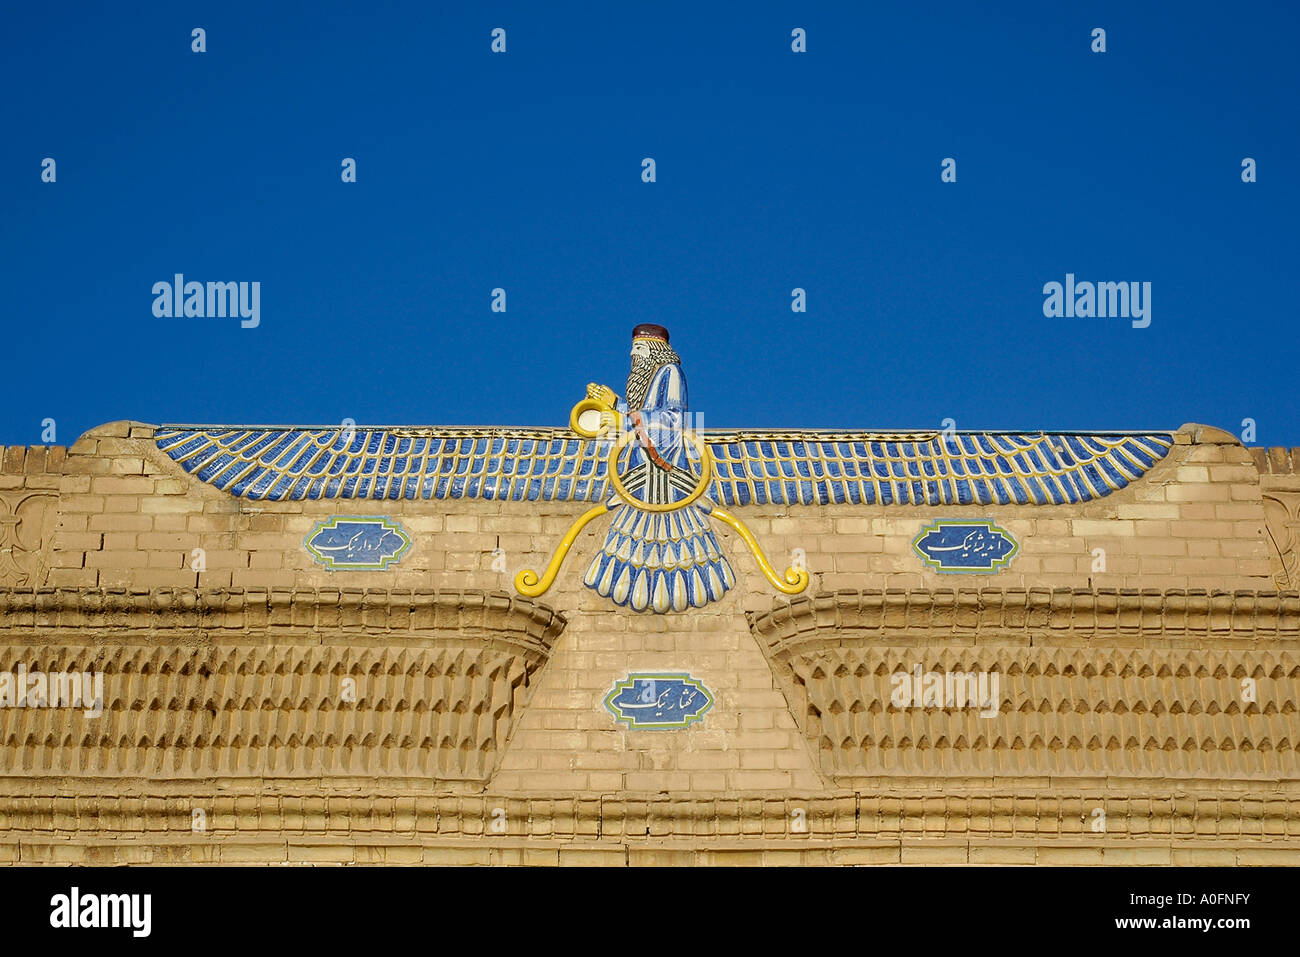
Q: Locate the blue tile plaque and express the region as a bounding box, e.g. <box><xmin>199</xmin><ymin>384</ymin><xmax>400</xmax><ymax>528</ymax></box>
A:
<box><xmin>912</xmin><ymin>519</ymin><xmax>1018</xmax><ymax>574</ymax></box>
<box><xmin>304</xmin><ymin>516</ymin><xmax>412</xmax><ymax>570</ymax></box>
<box><xmin>605</xmin><ymin>673</ymin><xmax>714</xmax><ymax>730</ymax></box>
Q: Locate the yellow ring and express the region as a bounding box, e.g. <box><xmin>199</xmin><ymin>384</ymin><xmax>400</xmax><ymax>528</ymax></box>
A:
<box><xmin>570</xmin><ymin>398</ymin><xmax>617</xmax><ymax>438</ymax></box>
<box><xmin>607</xmin><ymin>430</ymin><xmax>713</xmax><ymax>512</ymax></box>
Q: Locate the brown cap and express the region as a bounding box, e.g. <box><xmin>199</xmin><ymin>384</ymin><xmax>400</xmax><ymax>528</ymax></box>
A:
<box><xmin>632</xmin><ymin>323</ymin><xmax>670</xmax><ymax>342</ymax></box>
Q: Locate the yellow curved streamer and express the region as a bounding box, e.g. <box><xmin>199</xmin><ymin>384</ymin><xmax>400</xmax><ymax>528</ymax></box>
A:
<box><xmin>709</xmin><ymin>506</ymin><xmax>810</xmax><ymax>595</ymax></box>
<box><xmin>514</xmin><ymin>503</ymin><xmax>612</xmax><ymax>597</ymax></box>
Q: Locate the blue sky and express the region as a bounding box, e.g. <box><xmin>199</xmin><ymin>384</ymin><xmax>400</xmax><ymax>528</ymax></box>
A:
<box><xmin>4</xmin><ymin>1</ymin><xmax>1297</xmax><ymax>445</ymax></box>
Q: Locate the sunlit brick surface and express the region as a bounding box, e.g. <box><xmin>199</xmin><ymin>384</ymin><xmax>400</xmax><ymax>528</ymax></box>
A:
<box><xmin>0</xmin><ymin>420</ymin><xmax>1296</xmax><ymax>864</ymax></box>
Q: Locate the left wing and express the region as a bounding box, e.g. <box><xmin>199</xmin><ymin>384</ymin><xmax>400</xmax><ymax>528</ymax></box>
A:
<box><xmin>155</xmin><ymin>427</ymin><xmax>611</xmax><ymax>502</ymax></box>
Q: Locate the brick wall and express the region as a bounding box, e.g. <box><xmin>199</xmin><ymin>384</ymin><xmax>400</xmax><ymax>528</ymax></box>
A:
<box><xmin>744</xmin><ymin>426</ymin><xmax>1272</xmax><ymax>598</ymax></box>
<box><xmin>37</xmin><ymin>421</ymin><xmax>1276</xmax><ymax>596</ymax></box>
<box><xmin>1254</xmin><ymin>445</ymin><xmax>1300</xmax><ymax>588</ymax></box>
<box><xmin>0</xmin><ymin>419</ymin><xmax>1295</xmax><ymax>864</ymax></box>
<box><xmin>27</xmin><ymin>419</ymin><xmax>1275</xmax><ymax>798</ymax></box>
<box><xmin>0</xmin><ymin>444</ymin><xmax>65</xmax><ymax>589</ymax></box>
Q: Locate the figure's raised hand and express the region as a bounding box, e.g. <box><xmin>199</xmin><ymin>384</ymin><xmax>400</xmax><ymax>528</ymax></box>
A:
<box><xmin>586</xmin><ymin>383</ymin><xmax>618</xmax><ymax>408</ymax></box>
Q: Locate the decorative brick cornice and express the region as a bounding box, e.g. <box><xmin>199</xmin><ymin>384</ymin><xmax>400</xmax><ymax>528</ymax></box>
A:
<box><xmin>0</xmin><ymin>587</ymin><xmax>566</xmax><ymax>653</ymax></box>
<box><xmin>0</xmin><ymin>589</ymin><xmax>566</xmax><ymax>784</ymax></box>
<box><xmin>748</xmin><ymin>589</ymin><xmax>1300</xmax><ymax>655</ymax></box>
<box><xmin>1253</xmin><ymin>447</ymin><xmax>1300</xmax><ymax>476</ymax></box>
<box><xmin>747</xmin><ymin>589</ymin><xmax>1300</xmax><ymax>786</ymax></box>
<box><xmin>0</xmin><ymin>589</ymin><xmax>567</xmax><ymax>785</ymax></box>
<box><xmin>0</xmin><ymin>789</ymin><xmax>1296</xmax><ymax>846</ymax></box>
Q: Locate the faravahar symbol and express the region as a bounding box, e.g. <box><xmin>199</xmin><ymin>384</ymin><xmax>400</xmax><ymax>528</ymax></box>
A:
<box><xmin>515</xmin><ymin>323</ymin><xmax>808</xmax><ymax>613</ymax></box>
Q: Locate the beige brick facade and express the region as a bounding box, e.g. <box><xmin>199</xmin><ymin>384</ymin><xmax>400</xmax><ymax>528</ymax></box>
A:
<box><xmin>0</xmin><ymin>420</ymin><xmax>1296</xmax><ymax>864</ymax></box>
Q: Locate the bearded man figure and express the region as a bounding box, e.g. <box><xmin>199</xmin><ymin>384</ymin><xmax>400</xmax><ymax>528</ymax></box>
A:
<box><xmin>582</xmin><ymin>324</ymin><xmax>735</xmax><ymax>612</ymax></box>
